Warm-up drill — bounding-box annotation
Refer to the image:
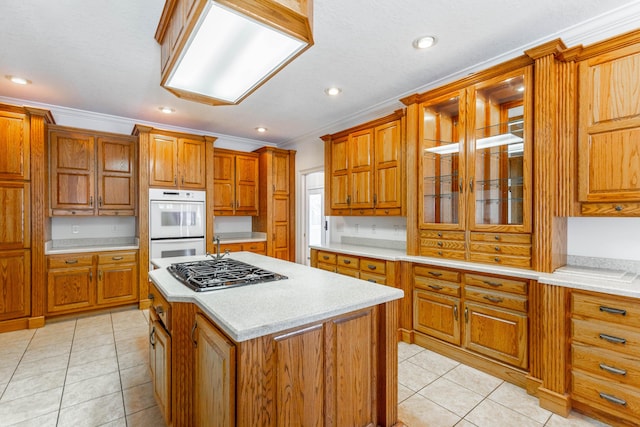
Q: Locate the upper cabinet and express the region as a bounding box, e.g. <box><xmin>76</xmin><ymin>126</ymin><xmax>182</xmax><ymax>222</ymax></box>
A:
<box><xmin>413</xmin><ymin>65</ymin><xmax>533</xmax><ymax>268</ymax></box>
<box><xmin>578</xmin><ymin>42</ymin><xmax>640</xmax><ymax>216</ymax></box>
<box><xmin>0</xmin><ymin>108</ymin><xmax>29</xmax><ymax>181</ymax></box>
<box><xmin>213</xmin><ymin>148</ymin><xmax>259</xmax><ymax>216</ymax></box>
<box><xmin>322</xmin><ymin>110</ymin><xmax>405</xmax><ymax>216</ymax></box>
<box><xmin>49</xmin><ymin>126</ymin><xmax>137</xmax><ymax>216</ymax></box>
<box><xmin>149</xmin><ymin>133</ymin><xmax>206</xmax><ymax>189</ymax></box>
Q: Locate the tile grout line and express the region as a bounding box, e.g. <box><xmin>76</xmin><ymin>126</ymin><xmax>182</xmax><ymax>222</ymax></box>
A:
<box><xmin>55</xmin><ymin>318</ymin><xmax>78</xmax><ymax>427</ymax></box>
<box><xmin>110</xmin><ymin>311</ymin><xmax>129</xmax><ymax>427</ymax></box>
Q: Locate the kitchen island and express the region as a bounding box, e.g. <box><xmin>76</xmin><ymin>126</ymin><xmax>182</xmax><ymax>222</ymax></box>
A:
<box><xmin>148</xmin><ymin>252</ymin><xmax>404</xmax><ymax>427</ymax></box>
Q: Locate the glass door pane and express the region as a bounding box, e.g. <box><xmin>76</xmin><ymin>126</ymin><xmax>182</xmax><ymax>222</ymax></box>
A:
<box><xmin>420</xmin><ymin>92</ymin><xmax>464</xmax><ymax>228</ymax></box>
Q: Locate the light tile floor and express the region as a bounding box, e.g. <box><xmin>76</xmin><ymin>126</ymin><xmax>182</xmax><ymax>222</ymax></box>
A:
<box><xmin>0</xmin><ymin>309</ymin><xmax>612</xmax><ymax>427</ymax></box>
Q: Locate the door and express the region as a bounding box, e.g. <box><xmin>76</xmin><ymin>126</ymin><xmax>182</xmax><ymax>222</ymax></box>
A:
<box><xmin>149</xmin><ymin>134</ymin><xmax>178</xmax><ymax>188</ymax></box>
<box><xmin>97</xmin><ymin>136</ymin><xmax>136</xmax><ymax>214</ymax></box>
<box><xmin>304</xmin><ymin>172</ymin><xmax>326</xmax><ymax>265</ymax></box>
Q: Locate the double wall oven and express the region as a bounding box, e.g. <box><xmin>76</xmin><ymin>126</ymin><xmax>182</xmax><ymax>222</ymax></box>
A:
<box><xmin>149</xmin><ymin>188</ymin><xmax>206</xmax><ymax>264</ymax></box>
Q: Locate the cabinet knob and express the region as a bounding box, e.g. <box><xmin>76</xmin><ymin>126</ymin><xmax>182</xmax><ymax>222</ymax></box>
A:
<box><xmin>437</xmin><ymin>241</ymin><xmax>443</xmax><ymax>247</ymax></box>
<box><xmin>494</xmin><ymin>246</ymin><xmax>501</xmax><ymax>252</ymax></box>
<box><xmin>615</xmin><ymin>205</ymin><xmax>623</xmax><ymax>211</ymax></box>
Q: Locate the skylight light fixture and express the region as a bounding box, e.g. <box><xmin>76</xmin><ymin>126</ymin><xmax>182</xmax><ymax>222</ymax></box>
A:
<box><xmin>413</xmin><ymin>35</ymin><xmax>437</xmax><ymax>49</ymax></box>
<box><xmin>156</xmin><ymin>0</ymin><xmax>313</xmax><ymax>106</ymax></box>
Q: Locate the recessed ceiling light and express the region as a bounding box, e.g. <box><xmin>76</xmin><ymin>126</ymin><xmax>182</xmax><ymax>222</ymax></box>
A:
<box><xmin>256</xmin><ymin>127</ymin><xmax>267</xmax><ymax>133</ymax></box>
<box><xmin>159</xmin><ymin>107</ymin><xmax>175</xmax><ymax>114</ymax></box>
<box><xmin>6</xmin><ymin>75</ymin><xmax>31</xmax><ymax>85</ymax></box>
<box><xmin>412</xmin><ymin>36</ymin><xmax>437</xmax><ymax>49</ymax></box>
<box><xmin>324</xmin><ymin>87</ymin><xmax>342</xmax><ymax>96</ymax></box>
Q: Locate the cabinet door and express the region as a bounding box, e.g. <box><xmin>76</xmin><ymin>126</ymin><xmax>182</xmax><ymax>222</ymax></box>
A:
<box><xmin>578</xmin><ymin>46</ymin><xmax>640</xmax><ymax>205</ymax></box>
<box><xmin>179</xmin><ymin>138</ymin><xmax>206</xmax><ymax>189</ymax></box>
<box><xmin>49</xmin><ymin>130</ymin><xmax>95</xmax><ymax>212</ymax></box>
<box><xmin>349</xmin><ymin>129</ymin><xmax>374</xmax><ymax>209</ymax></box>
<box><xmin>420</xmin><ymin>91</ymin><xmax>465</xmax><ymax>229</ymax></box>
<box><xmin>150</xmin><ymin>134</ymin><xmax>178</xmax><ymax>188</ymax></box>
<box><xmin>97</xmin><ymin>262</ymin><xmax>138</xmax><ymax>305</ymax></box>
<box><xmin>330</xmin><ymin>136</ymin><xmax>350</xmax><ymax>210</ymax></box>
<box><xmin>464</xmin><ymin>301</ymin><xmax>527</xmax><ymax>368</ymax></box>
<box><xmin>47</xmin><ymin>266</ymin><xmax>94</xmax><ymax>313</ymax></box>
<box><xmin>0</xmin><ymin>249</ymin><xmax>30</xmax><ymax>321</ymax></box>
<box><xmin>234</xmin><ymin>154</ymin><xmax>258</xmax><ymax>215</ymax></box>
<box><xmin>150</xmin><ymin>319</ymin><xmax>172</xmax><ymax>425</ymax></box>
<box><xmin>374</xmin><ymin>120</ymin><xmax>402</xmax><ymax>210</ymax></box>
<box><xmin>213</xmin><ymin>152</ymin><xmax>235</xmax><ymax>214</ymax></box>
<box><xmin>272</xmin><ymin>150</ymin><xmax>290</xmax><ymax>194</ymax></box>
<box><xmin>272</xmin><ymin>196</ymin><xmax>290</xmax><ymax>260</ymax></box>
<box><xmin>97</xmin><ymin>136</ymin><xmax>136</xmax><ymax>214</ymax></box>
<box><xmin>195</xmin><ymin>313</ymin><xmax>235</xmax><ymax>427</ymax></box>
<box><xmin>0</xmin><ymin>181</ymin><xmax>30</xmax><ymax>249</ymax></box>
<box><xmin>468</xmin><ymin>67</ymin><xmax>532</xmax><ymax>232</ymax></box>
<box><xmin>0</xmin><ymin>109</ymin><xmax>29</xmax><ymax>180</ymax></box>
<box><xmin>414</xmin><ymin>290</ymin><xmax>460</xmax><ymax>345</ymax></box>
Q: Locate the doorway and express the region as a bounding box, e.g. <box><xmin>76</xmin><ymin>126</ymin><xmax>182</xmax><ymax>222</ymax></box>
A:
<box><xmin>303</xmin><ymin>171</ymin><xmax>327</xmax><ymax>265</ymax></box>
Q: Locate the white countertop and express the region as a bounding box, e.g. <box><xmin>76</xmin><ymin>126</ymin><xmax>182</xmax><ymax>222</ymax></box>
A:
<box><xmin>215</xmin><ymin>232</ymin><xmax>267</xmax><ymax>244</ymax></box>
<box><xmin>149</xmin><ymin>252</ymin><xmax>404</xmax><ymax>342</ymax></box>
<box><xmin>310</xmin><ymin>243</ymin><xmax>640</xmax><ymax>298</ymax></box>
<box><xmin>45</xmin><ymin>238</ymin><xmax>139</xmax><ymax>254</ymax></box>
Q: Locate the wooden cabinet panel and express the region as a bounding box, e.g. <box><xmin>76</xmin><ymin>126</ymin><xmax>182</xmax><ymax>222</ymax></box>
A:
<box><xmin>97</xmin><ymin>136</ymin><xmax>136</xmax><ymax>214</ymax></box>
<box><xmin>572</xmin><ymin>342</ymin><xmax>640</xmax><ymax>388</ymax></box>
<box><xmin>359</xmin><ymin>271</ymin><xmax>386</xmax><ymax>284</ymax></box>
<box><xmin>273</xmin><ymin>324</ymin><xmax>324</xmax><ymax>426</ymax></box>
<box><xmin>272</xmin><ymin>150</ymin><xmax>290</xmax><ymax>194</ymax></box>
<box><xmin>213</xmin><ymin>152</ymin><xmax>235</xmax><ymax>214</ymax></box>
<box><xmin>465</xmin><ymin>273</ymin><xmax>527</xmax><ymax>295</ymax></box>
<box><xmin>330</xmin><ymin>136</ymin><xmax>350</xmax><ymax>210</ymax></box>
<box><xmin>213</xmin><ymin>150</ymin><xmax>258</xmax><ymax>215</ymax></box>
<box><xmin>572</xmin><ymin>318</ymin><xmax>640</xmax><ymax>357</ymax></box>
<box><xmin>337</xmin><ymin>254</ymin><xmax>359</xmax><ymax>269</ymax></box>
<box><xmin>414</xmin><ymin>290</ymin><xmax>460</xmax><ymax>345</ymax></box>
<box><xmin>47</xmin><ymin>266</ymin><xmax>94</xmax><ymax>313</ymax></box>
<box><xmin>0</xmin><ymin>250</ymin><xmax>30</xmax><ymax>321</ymax></box>
<box><xmin>234</xmin><ymin>154</ymin><xmax>258</xmax><ymax>215</ymax></box>
<box><xmin>374</xmin><ymin>120</ymin><xmax>402</xmax><ymax>209</ymax></box>
<box><xmin>465</xmin><ymin>286</ymin><xmax>527</xmax><ymax>312</ymax></box>
<box><xmin>349</xmin><ymin>129</ymin><xmax>374</xmax><ymax>209</ymax></box>
<box><xmin>49</xmin><ymin>130</ymin><xmax>95</xmax><ymax>212</ymax></box>
<box><xmin>0</xmin><ymin>181</ymin><xmax>30</xmax><ymax>249</ymax></box>
<box><xmin>464</xmin><ymin>301</ymin><xmax>527</xmax><ymax>368</ymax></box>
<box><xmin>179</xmin><ymin>138</ymin><xmax>206</xmax><ymax>189</ymax></box>
<box><xmin>572</xmin><ymin>291</ymin><xmax>640</xmax><ymax>327</ymax></box>
<box><xmin>149</xmin><ymin>134</ymin><xmax>178</xmax><ymax>188</ymax></box>
<box><xmin>195</xmin><ymin>313</ymin><xmax>235</xmax><ymax>427</ymax></box>
<box><xmin>0</xmin><ymin>109</ymin><xmax>29</xmax><ymax>180</ymax></box>
<box><xmin>97</xmin><ymin>262</ymin><xmax>138</xmax><ymax>305</ymax></box>
<box><xmin>150</xmin><ymin>316</ymin><xmax>172</xmax><ymax>425</ymax></box>
<box><xmin>572</xmin><ymin>370</ymin><xmax>640</xmax><ymax>425</ymax></box>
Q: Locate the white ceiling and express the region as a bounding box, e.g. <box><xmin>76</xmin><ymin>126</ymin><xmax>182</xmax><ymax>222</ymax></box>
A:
<box><xmin>1</xmin><ymin>0</ymin><xmax>640</xmax><ymax>147</ymax></box>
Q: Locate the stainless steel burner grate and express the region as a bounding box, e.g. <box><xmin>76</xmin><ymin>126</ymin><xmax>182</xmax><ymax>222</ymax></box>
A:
<box><xmin>167</xmin><ymin>258</ymin><xmax>287</xmax><ymax>292</ymax></box>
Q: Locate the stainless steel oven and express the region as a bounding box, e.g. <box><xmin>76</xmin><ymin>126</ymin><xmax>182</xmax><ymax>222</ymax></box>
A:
<box><xmin>149</xmin><ymin>188</ymin><xmax>206</xmax><ymax>266</ymax></box>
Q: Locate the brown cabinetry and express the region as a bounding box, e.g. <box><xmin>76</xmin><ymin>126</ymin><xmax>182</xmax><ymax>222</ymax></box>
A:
<box><xmin>46</xmin><ymin>250</ymin><xmax>138</xmax><ymax>315</ymax></box>
<box><xmin>49</xmin><ymin>126</ymin><xmax>137</xmax><ymax>215</ymax></box>
<box><xmin>570</xmin><ymin>291</ymin><xmax>640</xmax><ymax>425</ymax></box>
<box><xmin>252</xmin><ymin>147</ymin><xmax>295</xmax><ymax>260</ymax></box>
<box><xmin>0</xmin><ymin>108</ymin><xmax>30</xmax><ymax>181</ymax></box>
<box><xmin>310</xmin><ymin>248</ymin><xmax>395</xmax><ymax>286</ymax></box>
<box><xmin>149</xmin><ymin>305</ymin><xmax>172</xmax><ymax>425</ymax></box>
<box><xmin>150</xmin><ymin>133</ymin><xmax>206</xmax><ymax>189</ymax></box>
<box><xmin>219</xmin><ymin>241</ymin><xmax>266</xmax><ymax>255</ymax></box>
<box><xmin>0</xmin><ymin>250</ymin><xmax>31</xmax><ymax>322</ymax></box>
<box><xmin>322</xmin><ymin>110</ymin><xmax>405</xmax><ymax>216</ymax></box>
<box><xmin>213</xmin><ymin>148</ymin><xmax>258</xmax><ymax>216</ymax></box>
<box><xmin>578</xmin><ymin>43</ymin><xmax>640</xmax><ymax>216</ymax></box>
<box><xmin>412</xmin><ymin>263</ymin><xmax>529</xmax><ymax>369</ymax></box>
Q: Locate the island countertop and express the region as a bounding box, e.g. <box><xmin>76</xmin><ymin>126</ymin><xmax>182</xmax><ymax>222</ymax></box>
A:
<box><xmin>149</xmin><ymin>252</ymin><xmax>404</xmax><ymax>342</ymax></box>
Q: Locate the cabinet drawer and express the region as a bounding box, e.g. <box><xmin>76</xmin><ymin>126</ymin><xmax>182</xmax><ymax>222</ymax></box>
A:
<box><xmin>414</xmin><ymin>277</ymin><xmax>460</xmax><ymax>297</ymax></box>
<box><xmin>359</xmin><ymin>258</ymin><xmax>385</xmax><ymax>275</ymax></box>
<box><xmin>336</xmin><ymin>255</ymin><xmax>359</xmax><ymax>269</ymax></box>
<box><xmin>470</xmin><ymin>232</ymin><xmax>531</xmax><ymax>244</ymax></box>
<box><xmin>359</xmin><ymin>271</ymin><xmax>386</xmax><ymax>285</ymax></box>
<box><xmin>465</xmin><ymin>274</ymin><xmax>528</xmax><ymax>295</ymax></box>
<box><xmin>414</xmin><ymin>265</ymin><xmax>460</xmax><ymax>283</ymax></box>
<box><xmin>420</xmin><ymin>230</ymin><xmax>465</xmax><ymax>240</ymax></box>
<box><xmin>572</xmin><ymin>292</ymin><xmax>640</xmax><ymax>328</ymax></box>
<box><xmin>468</xmin><ymin>252</ymin><xmax>531</xmax><ymax>269</ymax></box>
<box><xmin>420</xmin><ymin>247</ymin><xmax>466</xmax><ymax>260</ymax></box>
<box><xmin>317</xmin><ymin>251</ymin><xmax>336</xmax><ymax>264</ymax></box>
<box><xmin>572</xmin><ymin>318</ymin><xmax>640</xmax><ymax>356</ymax></box>
<box><xmin>317</xmin><ymin>262</ymin><xmax>336</xmax><ymax>273</ymax></box>
<box><xmin>421</xmin><ymin>238</ymin><xmax>466</xmax><ymax>251</ymax></box>
<box><xmin>97</xmin><ymin>251</ymin><xmax>137</xmax><ymax>264</ymax></box>
<box><xmin>149</xmin><ymin>282</ymin><xmax>171</xmax><ymax>332</ymax></box>
<box><xmin>336</xmin><ymin>266</ymin><xmax>359</xmax><ymax>278</ymax></box>
<box><xmin>581</xmin><ymin>202</ymin><xmax>640</xmax><ymax>217</ymax></box>
<box><xmin>572</xmin><ymin>342</ymin><xmax>640</xmax><ymax>388</ymax></box>
<box><xmin>243</xmin><ymin>241</ymin><xmax>266</xmax><ymax>252</ymax></box>
<box><xmin>220</xmin><ymin>243</ymin><xmax>243</xmax><ymax>253</ymax></box>
<box><xmin>465</xmin><ymin>286</ymin><xmax>527</xmax><ymax>312</ymax></box>
<box><xmin>48</xmin><ymin>254</ymin><xmax>94</xmax><ymax>268</ymax></box>
<box><xmin>572</xmin><ymin>370</ymin><xmax>640</xmax><ymax>424</ymax></box>
<box><xmin>468</xmin><ymin>242</ymin><xmax>531</xmax><ymax>257</ymax></box>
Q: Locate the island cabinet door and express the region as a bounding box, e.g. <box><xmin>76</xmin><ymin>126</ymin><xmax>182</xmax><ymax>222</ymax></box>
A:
<box><xmin>195</xmin><ymin>313</ymin><xmax>236</xmax><ymax>427</ymax></box>
<box><xmin>149</xmin><ymin>315</ymin><xmax>171</xmax><ymax>425</ymax></box>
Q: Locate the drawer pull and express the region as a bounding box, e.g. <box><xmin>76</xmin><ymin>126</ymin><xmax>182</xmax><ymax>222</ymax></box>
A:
<box><xmin>65</xmin><ymin>259</ymin><xmax>78</xmax><ymax>264</ymax></box>
<box><xmin>599</xmin><ymin>363</ymin><xmax>627</xmax><ymax>376</ymax></box>
<box><xmin>494</xmin><ymin>246</ymin><xmax>501</xmax><ymax>252</ymax></box>
<box><xmin>599</xmin><ymin>333</ymin><xmax>626</xmax><ymax>345</ymax></box>
<box><xmin>367</xmin><ymin>279</ymin><xmax>376</xmax><ymax>283</ymax></box>
<box><xmin>367</xmin><ymin>264</ymin><xmax>376</xmax><ymax>270</ymax></box>
<box><xmin>112</xmin><ymin>256</ymin><xmax>123</xmax><ymax>261</ymax></box>
<box><xmin>428</xmin><ymin>285</ymin><xmax>443</xmax><ymax>291</ymax></box>
<box><xmin>437</xmin><ymin>232</ymin><xmax>442</xmax><ymax>237</ymax></box>
<box><xmin>437</xmin><ymin>241</ymin><xmax>443</xmax><ymax>247</ymax></box>
<box><xmin>483</xmin><ymin>295</ymin><xmax>503</xmax><ymax>303</ymax></box>
<box><xmin>428</xmin><ymin>271</ymin><xmax>442</xmax><ymax>277</ymax></box>
<box><xmin>615</xmin><ymin>205</ymin><xmax>623</xmax><ymax>212</ymax></box>
<box><xmin>343</xmin><ymin>259</ymin><xmax>351</xmax><ymax>265</ymax></box>
<box><xmin>453</xmin><ymin>305</ymin><xmax>458</xmax><ymax>321</ymax></box>
<box><xmin>482</xmin><ymin>280</ymin><xmax>502</xmax><ymax>287</ymax></box>
<box><xmin>599</xmin><ymin>392</ymin><xmax>626</xmax><ymax>406</ymax></box>
<box><xmin>323</xmin><ymin>255</ymin><xmax>329</xmax><ymax>260</ymax></box>
<box><xmin>154</xmin><ymin>306</ymin><xmax>165</xmax><ymax>315</ymax></box>
<box><xmin>599</xmin><ymin>306</ymin><xmax>626</xmax><ymax>316</ymax></box>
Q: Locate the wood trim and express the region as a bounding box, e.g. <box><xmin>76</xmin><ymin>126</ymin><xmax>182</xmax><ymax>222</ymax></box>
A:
<box><xmin>528</xmin><ymin>281</ymin><xmax>543</xmax><ymax>387</ymax></box>
<box><xmin>575</xmin><ymin>28</ymin><xmax>640</xmax><ymax>61</ymax></box>
<box><xmin>320</xmin><ymin>109</ymin><xmax>405</xmax><ymax>142</ymax></box>
<box><xmin>204</xmin><ymin>136</ymin><xmax>216</xmax><ymax>254</ymax></box>
<box><xmin>404</xmin><ymin>103</ymin><xmax>419</xmax><ymax>255</ymax></box>
<box><xmin>134</xmin><ymin>125</ymin><xmax>150</xmax><ymax>307</ymax></box>
<box><xmin>377</xmin><ymin>300</ymin><xmax>399</xmax><ymax>426</ymax></box>
<box><xmin>524</xmin><ymin>38</ymin><xmax>567</xmax><ymax>60</ymax></box>
<box><xmin>0</xmin><ymin>316</ymin><xmax>43</xmax><ymax>333</ymax></box>
<box><xmin>171</xmin><ymin>302</ymin><xmax>198</xmax><ymax>427</ymax></box>
<box><xmin>537</xmin><ymin>386</ymin><xmax>571</xmax><ymax>416</ymax></box>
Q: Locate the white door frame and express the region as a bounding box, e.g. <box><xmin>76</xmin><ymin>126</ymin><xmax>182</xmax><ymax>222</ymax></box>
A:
<box><xmin>298</xmin><ymin>167</ymin><xmax>326</xmax><ymax>265</ymax></box>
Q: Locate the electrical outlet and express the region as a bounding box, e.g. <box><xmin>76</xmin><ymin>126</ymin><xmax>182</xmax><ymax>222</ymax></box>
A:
<box><xmin>372</xmin><ymin>224</ymin><xmax>376</xmax><ymax>234</ymax></box>
<box><xmin>355</xmin><ymin>223</ymin><xmax>359</xmax><ymax>233</ymax></box>
<box><xmin>394</xmin><ymin>225</ymin><xmax>399</xmax><ymax>234</ymax></box>
<box><xmin>72</xmin><ymin>225</ymin><xmax>79</xmax><ymax>234</ymax></box>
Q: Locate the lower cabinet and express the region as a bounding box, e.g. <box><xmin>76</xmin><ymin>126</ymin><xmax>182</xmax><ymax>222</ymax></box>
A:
<box><xmin>46</xmin><ymin>250</ymin><xmax>138</xmax><ymax>315</ymax></box>
<box><xmin>0</xmin><ymin>249</ymin><xmax>31</xmax><ymax>321</ymax></box>
<box><xmin>219</xmin><ymin>240</ymin><xmax>266</xmax><ymax>255</ymax></box>
<box><xmin>310</xmin><ymin>248</ymin><xmax>393</xmax><ymax>286</ymax></box>
<box><xmin>149</xmin><ymin>308</ymin><xmax>171</xmax><ymax>425</ymax></box>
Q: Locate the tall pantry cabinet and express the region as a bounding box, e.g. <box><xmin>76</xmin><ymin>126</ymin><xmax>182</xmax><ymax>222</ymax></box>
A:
<box><xmin>0</xmin><ymin>104</ymin><xmax>53</xmax><ymax>332</ymax></box>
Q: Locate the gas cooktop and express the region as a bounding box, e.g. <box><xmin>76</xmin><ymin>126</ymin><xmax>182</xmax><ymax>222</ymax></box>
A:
<box><xmin>167</xmin><ymin>258</ymin><xmax>288</xmax><ymax>292</ymax></box>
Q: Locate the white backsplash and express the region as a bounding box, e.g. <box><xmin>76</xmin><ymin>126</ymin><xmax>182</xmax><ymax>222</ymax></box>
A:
<box><xmin>330</xmin><ymin>216</ymin><xmax>407</xmax><ymax>244</ymax></box>
<box><xmin>567</xmin><ymin>217</ymin><xmax>640</xmax><ymax>261</ymax></box>
<box><xmin>214</xmin><ymin>216</ymin><xmax>253</xmax><ymax>234</ymax></box>
<box><xmin>51</xmin><ymin>216</ymin><xmax>136</xmax><ymax>240</ymax></box>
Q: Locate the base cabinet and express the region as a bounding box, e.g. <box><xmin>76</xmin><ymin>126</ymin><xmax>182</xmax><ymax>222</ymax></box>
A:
<box><xmin>0</xmin><ymin>250</ymin><xmax>31</xmax><ymax>321</ymax></box>
<box><xmin>149</xmin><ymin>309</ymin><xmax>171</xmax><ymax>425</ymax></box>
